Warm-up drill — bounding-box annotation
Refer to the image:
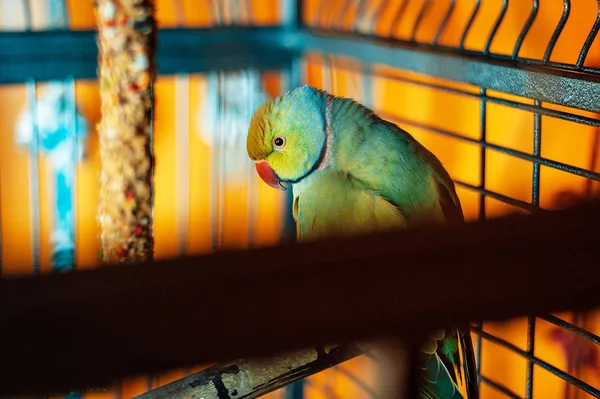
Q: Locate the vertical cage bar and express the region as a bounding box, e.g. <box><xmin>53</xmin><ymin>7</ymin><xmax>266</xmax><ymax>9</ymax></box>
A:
<box><xmin>246</xmin><ymin>70</ymin><xmax>257</xmax><ymax>249</ymax></box>
<box><xmin>26</xmin><ymin>79</ymin><xmax>41</xmax><ymax>275</ymax></box>
<box><xmin>532</xmin><ymin>100</ymin><xmax>541</xmax><ymax>206</ymax></box>
<box><xmin>475</xmin><ymin>321</ymin><xmax>483</xmax><ymax>392</ymax></box>
<box><xmin>207</xmin><ymin>73</ymin><xmax>218</xmax><ymax>252</ymax></box>
<box><xmin>0</xmin><ymin>129</ymin><xmax>2</xmax><ymax>276</ymax></box>
<box><xmin>282</xmin><ymin>0</ymin><xmax>301</xmax><ymax>28</ymax></box>
<box><xmin>175</xmin><ymin>74</ymin><xmax>191</xmax><ymax>257</ymax></box>
<box><xmin>479</xmin><ymin>88</ymin><xmax>487</xmax><ymax>220</ymax></box>
<box><xmin>280</xmin><ymin>61</ymin><xmax>302</xmax><ymax>244</ymax></box>
<box><xmin>525</xmin><ymin>317</ymin><xmax>536</xmax><ymax>399</ymax></box>
<box><xmin>174</xmin><ymin>0</ymin><xmax>186</xmax><ymax>27</ymax></box>
<box><xmin>280</xmin><ymin>0</ymin><xmax>302</xmax><ymax>245</ymax></box>
<box><xmin>206</xmin><ymin>72</ymin><xmax>219</xmax><ymax>251</ymax></box>
<box><xmin>282</xmin><ymin>5</ymin><xmax>304</xmax><ymax>394</ymax></box>
<box><xmin>61</xmin><ymin>0</ymin><xmax>71</xmax><ymax>28</ymax></box>
<box><xmin>23</xmin><ymin>0</ymin><xmax>32</xmax><ymax>30</ymax></box>
<box><xmin>68</xmin><ymin>77</ymin><xmax>78</xmax><ymax>270</ymax></box>
<box><xmin>217</xmin><ymin>72</ymin><xmax>226</xmax><ymax>250</ymax></box>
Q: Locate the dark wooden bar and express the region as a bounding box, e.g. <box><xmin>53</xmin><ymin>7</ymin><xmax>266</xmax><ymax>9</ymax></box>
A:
<box><xmin>0</xmin><ymin>200</ymin><xmax>599</xmax><ymax>395</ymax></box>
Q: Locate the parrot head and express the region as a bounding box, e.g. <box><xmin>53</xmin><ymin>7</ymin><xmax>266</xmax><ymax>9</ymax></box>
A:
<box><xmin>246</xmin><ymin>85</ymin><xmax>329</xmax><ymax>190</ymax></box>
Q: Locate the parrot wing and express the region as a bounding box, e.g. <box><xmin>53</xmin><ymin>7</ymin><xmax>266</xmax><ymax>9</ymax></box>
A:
<box><xmin>342</xmin><ymin>119</ymin><xmax>478</xmax><ymax>398</ymax></box>
<box><xmin>435</xmin><ymin>329</ymin><xmax>479</xmax><ymax>399</ymax></box>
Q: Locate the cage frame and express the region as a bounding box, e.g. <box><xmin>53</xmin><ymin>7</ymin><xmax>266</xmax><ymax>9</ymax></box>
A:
<box><xmin>1</xmin><ymin>0</ymin><xmax>600</xmax><ymax>398</ymax></box>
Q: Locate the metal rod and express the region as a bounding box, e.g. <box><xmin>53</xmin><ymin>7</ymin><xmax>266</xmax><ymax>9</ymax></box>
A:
<box><xmin>525</xmin><ymin>317</ymin><xmax>536</xmax><ymax>399</ymax></box>
<box><xmin>246</xmin><ymin>70</ymin><xmax>256</xmax><ymax>249</ymax></box>
<box><xmin>68</xmin><ymin>77</ymin><xmax>78</xmax><ymax>270</ymax></box>
<box><xmin>175</xmin><ymin>74</ymin><xmax>191</xmax><ymax>257</ymax></box>
<box><xmin>377</xmin><ymin>111</ymin><xmax>600</xmax><ymax>183</ymax></box>
<box><xmin>23</xmin><ymin>0</ymin><xmax>33</xmax><ymax>31</ymax></box>
<box><xmin>208</xmin><ymin>74</ymin><xmax>218</xmax><ymax>252</ymax></box>
<box><xmin>388</xmin><ymin>0</ymin><xmax>410</xmax><ymax>38</ymax></box>
<box><xmin>433</xmin><ymin>0</ymin><xmax>456</xmax><ymax>45</ymax></box>
<box><xmin>308</xmin><ymin>57</ymin><xmax>600</xmax><ymax>128</ymax></box>
<box><xmin>479</xmin><ymin>374</ymin><xmax>522</xmax><ymax>399</ymax></box>
<box><xmin>299</xmin><ymin>30</ymin><xmax>600</xmax><ymax>114</ymax></box>
<box><xmin>61</xmin><ymin>0</ymin><xmax>71</xmax><ymax>29</ymax></box>
<box><xmin>576</xmin><ymin>1</ymin><xmax>600</xmax><ymax>68</ymax></box>
<box><xmin>1</xmin><ymin>200</ymin><xmax>600</xmax><ymax>394</ymax></box>
<box><xmin>475</xmin><ymin>322</ymin><xmax>483</xmax><ymax>393</ymax></box>
<box><xmin>543</xmin><ymin>0</ymin><xmax>571</xmax><ymax>63</ymax></box>
<box><xmin>459</xmin><ymin>0</ymin><xmax>481</xmax><ymax>50</ymax></box>
<box><xmin>484</xmin><ymin>0</ymin><xmax>508</xmax><ymax>55</ymax></box>
<box><xmin>512</xmin><ymin>0</ymin><xmax>539</xmax><ymax>59</ymax></box>
<box><xmin>411</xmin><ymin>0</ymin><xmax>432</xmax><ymax>42</ymax></box>
<box><xmin>217</xmin><ymin>72</ymin><xmax>226</xmax><ymax>249</ymax></box>
<box><xmin>26</xmin><ymin>79</ymin><xmax>41</xmax><ymax>275</ymax></box>
<box><xmin>454</xmin><ymin>180</ymin><xmax>540</xmax><ymax>213</ymax></box>
<box><xmin>479</xmin><ymin>88</ymin><xmax>487</xmax><ymax>220</ymax></box>
<box><xmin>532</xmin><ymin>100</ymin><xmax>541</xmax><ymax>206</ymax></box>
<box><xmin>473</xmin><ymin>327</ymin><xmax>600</xmax><ymax>397</ymax></box>
<box><xmin>539</xmin><ymin>314</ymin><xmax>600</xmax><ymax>345</ymax></box>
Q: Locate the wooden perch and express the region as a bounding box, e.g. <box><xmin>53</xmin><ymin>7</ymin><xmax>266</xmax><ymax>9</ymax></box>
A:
<box><xmin>134</xmin><ymin>344</ymin><xmax>363</xmax><ymax>399</ymax></box>
<box><xmin>1</xmin><ymin>200</ymin><xmax>600</xmax><ymax>395</ymax></box>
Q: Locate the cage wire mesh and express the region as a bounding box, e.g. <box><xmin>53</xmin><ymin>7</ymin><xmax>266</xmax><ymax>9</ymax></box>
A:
<box><xmin>299</xmin><ymin>0</ymin><xmax>600</xmax><ymax>398</ymax></box>
<box><xmin>1</xmin><ymin>0</ymin><xmax>600</xmax><ymax>398</ymax></box>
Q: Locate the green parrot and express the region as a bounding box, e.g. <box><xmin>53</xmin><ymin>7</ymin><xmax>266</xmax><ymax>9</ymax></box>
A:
<box><xmin>246</xmin><ymin>85</ymin><xmax>479</xmax><ymax>399</ymax></box>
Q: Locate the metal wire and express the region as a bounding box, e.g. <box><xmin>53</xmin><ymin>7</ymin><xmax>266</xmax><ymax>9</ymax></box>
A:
<box><xmin>306</xmin><ymin>0</ymin><xmax>600</xmax><ymax>73</ymax></box>
<box><xmin>23</xmin><ymin>0</ymin><xmax>32</xmax><ymax>31</ymax></box>
<box><xmin>576</xmin><ymin>1</ymin><xmax>600</xmax><ymax>68</ymax></box>
<box><xmin>472</xmin><ymin>326</ymin><xmax>600</xmax><ymax>397</ymax></box>
<box><xmin>433</xmin><ymin>0</ymin><xmax>455</xmax><ymax>45</ymax></box>
<box><xmin>479</xmin><ymin>374</ymin><xmax>522</xmax><ymax>399</ymax></box>
<box><xmin>540</xmin><ymin>314</ymin><xmax>600</xmax><ymax>346</ymax></box>
<box><xmin>388</xmin><ymin>0</ymin><xmax>410</xmax><ymax>38</ymax></box>
<box><xmin>532</xmin><ymin>100</ymin><xmax>541</xmax><ymax>206</ymax></box>
<box><xmin>175</xmin><ymin>74</ymin><xmax>190</xmax><ymax>257</ymax></box>
<box><xmin>479</xmin><ymin>88</ymin><xmax>487</xmax><ymax>220</ymax></box>
<box><xmin>459</xmin><ymin>0</ymin><xmax>481</xmax><ymax>50</ymax></box>
<box><xmin>411</xmin><ymin>0</ymin><xmax>432</xmax><ymax>42</ymax></box>
<box><xmin>68</xmin><ymin>77</ymin><xmax>78</xmax><ymax>270</ymax></box>
<box><xmin>525</xmin><ymin>317</ymin><xmax>536</xmax><ymax>399</ymax></box>
<box><xmin>381</xmin><ymin>110</ymin><xmax>600</xmax><ymax>184</ymax></box>
<box><xmin>26</xmin><ymin>79</ymin><xmax>41</xmax><ymax>275</ymax></box>
<box><xmin>512</xmin><ymin>0</ymin><xmax>539</xmax><ymax>59</ymax></box>
<box><xmin>60</xmin><ymin>0</ymin><xmax>71</xmax><ymax>29</ymax></box>
<box><xmin>484</xmin><ymin>0</ymin><xmax>508</xmax><ymax>55</ymax></box>
<box><xmin>543</xmin><ymin>0</ymin><xmax>570</xmax><ymax>63</ymax></box>
<box><xmin>306</xmin><ymin>56</ymin><xmax>600</xmax><ymax>127</ymax></box>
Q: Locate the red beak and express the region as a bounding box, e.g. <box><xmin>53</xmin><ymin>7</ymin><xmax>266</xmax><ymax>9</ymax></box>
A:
<box><xmin>255</xmin><ymin>161</ymin><xmax>287</xmax><ymax>190</ymax></box>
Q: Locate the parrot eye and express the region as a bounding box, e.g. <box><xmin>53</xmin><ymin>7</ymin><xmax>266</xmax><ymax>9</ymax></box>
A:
<box><xmin>273</xmin><ymin>136</ymin><xmax>286</xmax><ymax>150</ymax></box>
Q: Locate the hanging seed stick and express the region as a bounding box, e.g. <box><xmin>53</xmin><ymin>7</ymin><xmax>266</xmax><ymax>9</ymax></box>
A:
<box><xmin>95</xmin><ymin>0</ymin><xmax>156</xmax><ymax>264</ymax></box>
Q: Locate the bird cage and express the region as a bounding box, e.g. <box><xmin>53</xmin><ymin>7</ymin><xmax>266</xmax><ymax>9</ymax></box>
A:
<box><xmin>0</xmin><ymin>0</ymin><xmax>599</xmax><ymax>399</ymax></box>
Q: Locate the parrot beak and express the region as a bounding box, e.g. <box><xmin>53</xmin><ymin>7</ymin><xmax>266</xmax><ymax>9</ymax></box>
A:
<box><xmin>255</xmin><ymin>160</ymin><xmax>288</xmax><ymax>191</ymax></box>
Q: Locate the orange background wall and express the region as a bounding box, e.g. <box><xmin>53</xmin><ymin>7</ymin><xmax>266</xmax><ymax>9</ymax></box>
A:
<box><xmin>1</xmin><ymin>0</ymin><xmax>600</xmax><ymax>398</ymax></box>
